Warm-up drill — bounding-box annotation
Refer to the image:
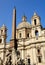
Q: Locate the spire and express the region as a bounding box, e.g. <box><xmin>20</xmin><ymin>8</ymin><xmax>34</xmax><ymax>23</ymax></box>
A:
<box><xmin>12</xmin><ymin>8</ymin><xmax>16</xmax><ymax>39</ymax></box>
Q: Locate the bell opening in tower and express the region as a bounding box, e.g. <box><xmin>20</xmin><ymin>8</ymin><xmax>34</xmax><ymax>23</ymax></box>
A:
<box><xmin>34</xmin><ymin>19</ymin><xmax>36</xmax><ymax>25</ymax></box>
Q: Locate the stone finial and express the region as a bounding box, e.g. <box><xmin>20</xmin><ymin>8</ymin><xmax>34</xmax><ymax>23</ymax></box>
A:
<box><xmin>22</xmin><ymin>15</ymin><xmax>27</xmax><ymax>22</ymax></box>
<box><xmin>34</xmin><ymin>12</ymin><xmax>37</xmax><ymax>16</ymax></box>
<box><xmin>3</xmin><ymin>24</ymin><xmax>5</xmax><ymax>27</ymax></box>
<box><xmin>2</xmin><ymin>24</ymin><xmax>6</xmax><ymax>29</ymax></box>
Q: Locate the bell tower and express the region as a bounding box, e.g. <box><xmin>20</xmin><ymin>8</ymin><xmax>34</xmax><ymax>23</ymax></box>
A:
<box><xmin>31</xmin><ymin>12</ymin><xmax>41</xmax><ymax>26</ymax></box>
<box><xmin>0</xmin><ymin>24</ymin><xmax>7</xmax><ymax>44</ymax></box>
<box><xmin>0</xmin><ymin>24</ymin><xmax>7</xmax><ymax>60</ymax></box>
<box><xmin>31</xmin><ymin>12</ymin><xmax>42</xmax><ymax>37</ymax></box>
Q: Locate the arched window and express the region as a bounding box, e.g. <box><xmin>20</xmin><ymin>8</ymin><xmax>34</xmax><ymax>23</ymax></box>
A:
<box><xmin>27</xmin><ymin>55</ymin><xmax>30</xmax><ymax>65</ymax></box>
<box><xmin>37</xmin><ymin>48</ymin><xmax>42</xmax><ymax>63</ymax></box>
<box><xmin>28</xmin><ymin>58</ymin><xmax>30</xmax><ymax>65</ymax></box>
<box><xmin>27</xmin><ymin>33</ymin><xmax>29</xmax><ymax>38</ymax></box>
<box><xmin>0</xmin><ymin>39</ymin><xmax>2</xmax><ymax>43</ymax></box>
<box><xmin>34</xmin><ymin>19</ymin><xmax>36</xmax><ymax>25</ymax></box>
<box><xmin>19</xmin><ymin>33</ymin><xmax>21</xmax><ymax>38</ymax></box>
<box><xmin>37</xmin><ymin>49</ymin><xmax>40</xmax><ymax>54</ymax></box>
<box><xmin>38</xmin><ymin>56</ymin><xmax>41</xmax><ymax>63</ymax></box>
<box><xmin>35</xmin><ymin>30</ymin><xmax>38</xmax><ymax>37</ymax></box>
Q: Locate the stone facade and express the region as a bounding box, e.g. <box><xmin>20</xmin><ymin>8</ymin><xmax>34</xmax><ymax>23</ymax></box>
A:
<box><xmin>0</xmin><ymin>8</ymin><xmax>45</xmax><ymax>65</ymax></box>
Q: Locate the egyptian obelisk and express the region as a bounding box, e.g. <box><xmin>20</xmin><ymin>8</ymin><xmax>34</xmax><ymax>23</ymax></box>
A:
<box><xmin>10</xmin><ymin>8</ymin><xmax>17</xmax><ymax>65</ymax></box>
<box><xmin>10</xmin><ymin>8</ymin><xmax>17</xmax><ymax>49</ymax></box>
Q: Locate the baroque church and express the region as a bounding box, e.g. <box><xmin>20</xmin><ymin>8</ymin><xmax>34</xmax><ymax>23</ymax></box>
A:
<box><xmin>0</xmin><ymin>8</ymin><xmax>45</xmax><ymax>65</ymax></box>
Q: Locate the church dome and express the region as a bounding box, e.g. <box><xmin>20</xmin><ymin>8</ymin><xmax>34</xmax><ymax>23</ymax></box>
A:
<box><xmin>17</xmin><ymin>16</ymin><xmax>31</xmax><ymax>29</ymax></box>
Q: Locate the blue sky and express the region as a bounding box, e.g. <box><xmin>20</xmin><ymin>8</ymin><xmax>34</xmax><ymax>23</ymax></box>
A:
<box><xmin>0</xmin><ymin>0</ymin><xmax>45</xmax><ymax>42</ymax></box>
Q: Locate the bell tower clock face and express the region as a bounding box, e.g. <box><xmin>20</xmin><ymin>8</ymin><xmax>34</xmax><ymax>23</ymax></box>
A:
<box><xmin>0</xmin><ymin>39</ymin><xmax>2</xmax><ymax>43</ymax></box>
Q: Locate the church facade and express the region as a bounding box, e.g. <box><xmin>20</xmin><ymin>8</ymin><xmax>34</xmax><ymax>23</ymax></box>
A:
<box><xmin>0</xmin><ymin>8</ymin><xmax>45</xmax><ymax>65</ymax></box>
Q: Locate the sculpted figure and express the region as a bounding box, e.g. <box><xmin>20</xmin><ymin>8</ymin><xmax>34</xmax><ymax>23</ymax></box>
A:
<box><xmin>0</xmin><ymin>57</ymin><xmax>3</xmax><ymax>65</ymax></box>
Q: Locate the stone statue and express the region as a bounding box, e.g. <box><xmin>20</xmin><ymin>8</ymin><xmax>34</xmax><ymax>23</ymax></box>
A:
<box><xmin>5</xmin><ymin>56</ymin><xmax>12</xmax><ymax>65</ymax></box>
<box><xmin>0</xmin><ymin>57</ymin><xmax>3</xmax><ymax>65</ymax></box>
<box><xmin>5</xmin><ymin>50</ymin><xmax>12</xmax><ymax>65</ymax></box>
<box><xmin>15</xmin><ymin>50</ymin><xmax>25</xmax><ymax>65</ymax></box>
